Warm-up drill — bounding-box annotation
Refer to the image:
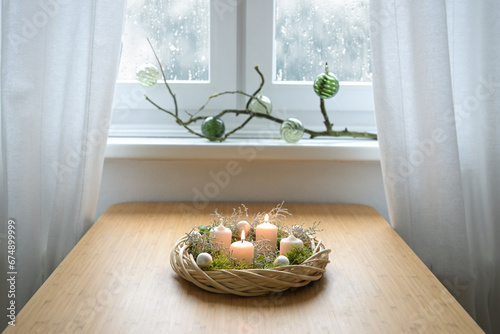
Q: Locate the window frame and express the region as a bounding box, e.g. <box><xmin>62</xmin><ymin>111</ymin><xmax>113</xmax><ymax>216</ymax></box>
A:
<box><xmin>109</xmin><ymin>0</ymin><xmax>376</xmax><ymax>139</ymax></box>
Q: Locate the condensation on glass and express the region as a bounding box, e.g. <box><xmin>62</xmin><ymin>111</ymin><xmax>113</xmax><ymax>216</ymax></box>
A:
<box><xmin>275</xmin><ymin>0</ymin><xmax>371</xmax><ymax>82</ymax></box>
<box><xmin>118</xmin><ymin>0</ymin><xmax>209</xmax><ymax>81</ymax></box>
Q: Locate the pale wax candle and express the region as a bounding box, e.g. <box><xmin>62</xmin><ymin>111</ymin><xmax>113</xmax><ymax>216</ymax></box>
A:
<box><xmin>255</xmin><ymin>214</ymin><xmax>278</xmax><ymax>248</ymax></box>
<box><xmin>280</xmin><ymin>234</ymin><xmax>304</xmax><ymax>255</ymax></box>
<box><xmin>230</xmin><ymin>231</ymin><xmax>254</xmax><ymax>265</ymax></box>
<box><xmin>210</xmin><ymin>223</ymin><xmax>232</xmax><ymax>252</ymax></box>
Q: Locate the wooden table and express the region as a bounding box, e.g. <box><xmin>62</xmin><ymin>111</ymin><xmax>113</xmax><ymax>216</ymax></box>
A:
<box><xmin>3</xmin><ymin>202</ymin><xmax>482</xmax><ymax>333</ymax></box>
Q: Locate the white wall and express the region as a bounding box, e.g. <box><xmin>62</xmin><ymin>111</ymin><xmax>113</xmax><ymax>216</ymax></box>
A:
<box><xmin>96</xmin><ymin>158</ymin><xmax>389</xmax><ymax>222</ymax></box>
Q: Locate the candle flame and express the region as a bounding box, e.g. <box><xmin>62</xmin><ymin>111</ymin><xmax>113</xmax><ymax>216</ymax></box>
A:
<box><xmin>264</xmin><ymin>213</ymin><xmax>269</xmax><ymax>223</ymax></box>
<box><xmin>241</xmin><ymin>230</ymin><xmax>245</xmax><ymax>242</ymax></box>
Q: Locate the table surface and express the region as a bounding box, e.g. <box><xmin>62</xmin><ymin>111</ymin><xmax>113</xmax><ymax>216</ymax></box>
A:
<box><xmin>4</xmin><ymin>202</ymin><xmax>482</xmax><ymax>334</ymax></box>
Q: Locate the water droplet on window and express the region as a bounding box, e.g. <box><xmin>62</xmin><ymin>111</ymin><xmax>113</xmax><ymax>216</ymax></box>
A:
<box><xmin>118</xmin><ymin>0</ymin><xmax>209</xmax><ymax>81</ymax></box>
<box><xmin>275</xmin><ymin>0</ymin><xmax>371</xmax><ymax>82</ymax></box>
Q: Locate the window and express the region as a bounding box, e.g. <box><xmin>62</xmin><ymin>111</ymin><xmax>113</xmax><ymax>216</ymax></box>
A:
<box><xmin>110</xmin><ymin>0</ymin><xmax>375</xmax><ymax>139</ymax></box>
<box><xmin>119</xmin><ymin>0</ymin><xmax>210</xmax><ymax>82</ymax></box>
<box><xmin>274</xmin><ymin>0</ymin><xmax>371</xmax><ymax>82</ymax></box>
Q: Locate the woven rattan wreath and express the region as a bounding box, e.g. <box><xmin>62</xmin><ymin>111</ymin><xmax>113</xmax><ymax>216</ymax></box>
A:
<box><xmin>170</xmin><ymin>234</ymin><xmax>331</xmax><ymax>296</ymax></box>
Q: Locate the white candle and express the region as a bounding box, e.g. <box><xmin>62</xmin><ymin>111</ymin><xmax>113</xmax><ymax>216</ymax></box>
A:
<box><xmin>210</xmin><ymin>223</ymin><xmax>232</xmax><ymax>252</ymax></box>
<box><xmin>255</xmin><ymin>214</ymin><xmax>278</xmax><ymax>248</ymax></box>
<box><xmin>230</xmin><ymin>231</ymin><xmax>254</xmax><ymax>265</ymax></box>
<box><xmin>280</xmin><ymin>234</ymin><xmax>304</xmax><ymax>255</ymax></box>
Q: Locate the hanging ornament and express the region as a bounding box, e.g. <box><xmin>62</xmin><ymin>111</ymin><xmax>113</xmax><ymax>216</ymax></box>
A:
<box><xmin>201</xmin><ymin>116</ymin><xmax>225</xmax><ymax>140</ymax></box>
<box><xmin>136</xmin><ymin>63</ymin><xmax>159</xmax><ymax>87</ymax></box>
<box><xmin>280</xmin><ymin>118</ymin><xmax>304</xmax><ymax>143</ymax></box>
<box><xmin>248</xmin><ymin>94</ymin><xmax>272</xmax><ymax>115</ymax></box>
<box><xmin>313</xmin><ymin>63</ymin><xmax>339</xmax><ymax>99</ymax></box>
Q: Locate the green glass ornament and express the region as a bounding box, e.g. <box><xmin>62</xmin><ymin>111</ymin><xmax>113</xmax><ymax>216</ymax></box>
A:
<box><xmin>313</xmin><ymin>63</ymin><xmax>339</xmax><ymax>99</ymax></box>
<box><xmin>136</xmin><ymin>63</ymin><xmax>159</xmax><ymax>87</ymax></box>
<box><xmin>202</xmin><ymin>116</ymin><xmax>225</xmax><ymax>140</ymax></box>
<box><xmin>280</xmin><ymin>118</ymin><xmax>304</xmax><ymax>143</ymax></box>
<box><xmin>248</xmin><ymin>94</ymin><xmax>272</xmax><ymax>115</ymax></box>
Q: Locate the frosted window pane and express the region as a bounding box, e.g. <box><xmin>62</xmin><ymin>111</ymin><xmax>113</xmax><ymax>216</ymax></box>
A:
<box><xmin>275</xmin><ymin>0</ymin><xmax>371</xmax><ymax>82</ymax></box>
<box><xmin>118</xmin><ymin>0</ymin><xmax>209</xmax><ymax>81</ymax></box>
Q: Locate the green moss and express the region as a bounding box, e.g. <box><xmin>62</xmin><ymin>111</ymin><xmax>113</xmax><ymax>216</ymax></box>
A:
<box><xmin>206</xmin><ymin>253</ymin><xmax>232</xmax><ymax>270</ymax></box>
<box><xmin>253</xmin><ymin>254</ymin><xmax>274</xmax><ymax>269</ymax></box>
<box><xmin>197</xmin><ymin>225</ymin><xmax>208</xmax><ymax>235</ymax></box>
<box><xmin>206</xmin><ymin>253</ymin><xmax>251</xmax><ymax>270</ymax></box>
<box><xmin>188</xmin><ymin>204</ymin><xmax>320</xmax><ymax>270</ymax></box>
<box><xmin>284</xmin><ymin>245</ymin><xmax>314</xmax><ymax>265</ymax></box>
<box><xmin>200</xmin><ymin>246</ymin><xmax>314</xmax><ymax>270</ymax></box>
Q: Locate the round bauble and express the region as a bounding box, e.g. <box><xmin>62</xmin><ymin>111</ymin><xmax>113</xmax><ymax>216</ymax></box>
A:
<box><xmin>236</xmin><ymin>221</ymin><xmax>251</xmax><ymax>236</ymax></box>
<box><xmin>248</xmin><ymin>94</ymin><xmax>272</xmax><ymax>115</ymax></box>
<box><xmin>313</xmin><ymin>64</ymin><xmax>339</xmax><ymax>99</ymax></box>
<box><xmin>280</xmin><ymin>118</ymin><xmax>305</xmax><ymax>143</ymax></box>
<box><xmin>201</xmin><ymin>116</ymin><xmax>225</xmax><ymax>140</ymax></box>
<box><xmin>136</xmin><ymin>63</ymin><xmax>159</xmax><ymax>87</ymax></box>
<box><xmin>196</xmin><ymin>253</ymin><xmax>213</xmax><ymax>268</ymax></box>
<box><xmin>274</xmin><ymin>255</ymin><xmax>290</xmax><ymax>267</ymax></box>
<box><xmin>291</xmin><ymin>225</ymin><xmax>304</xmax><ymax>236</ymax></box>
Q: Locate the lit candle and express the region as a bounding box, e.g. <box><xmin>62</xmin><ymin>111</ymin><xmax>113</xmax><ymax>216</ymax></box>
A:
<box><xmin>255</xmin><ymin>214</ymin><xmax>278</xmax><ymax>248</ymax></box>
<box><xmin>280</xmin><ymin>234</ymin><xmax>304</xmax><ymax>255</ymax></box>
<box><xmin>210</xmin><ymin>223</ymin><xmax>232</xmax><ymax>252</ymax></box>
<box><xmin>230</xmin><ymin>230</ymin><xmax>254</xmax><ymax>265</ymax></box>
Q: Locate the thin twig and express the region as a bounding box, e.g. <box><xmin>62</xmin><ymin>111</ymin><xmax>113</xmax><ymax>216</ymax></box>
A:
<box><xmin>187</xmin><ymin>91</ymin><xmax>259</xmax><ymax>125</ymax></box>
<box><xmin>193</xmin><ymin>90</ymin><xmax>246</xmax><ymax>118</ymax></box>
<box><xmin>319</xmin><ymin>98</ymin><xmax>334</xmax><ymax>131</ymax></box>
<box><xmin>145</xmin><ymin>96</ymin><xmax>217</xmax><ymax>140</ymax></box>
<box><xmin>147</xmin><ymin>38</ymin><xmax>179</xmax><ymax>117</ymax></box>
<box><xmin>143</xmin><ymin>42</ymin><xmax>377</xmax><ymax>141</ymax></box>
<box><xmin>246</xmin><ymin>66</ymin><xmax>266</xmax><ymax>110</ymax></box>
<box><xmin>224</xmin><ymin>115</ymin><xmax>254</xmax><ymax>139</ymax></box>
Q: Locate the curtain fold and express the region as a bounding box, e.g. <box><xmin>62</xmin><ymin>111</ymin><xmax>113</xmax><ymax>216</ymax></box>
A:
<box><xmin>370</xmin><ymin>0</ymin><xmax>500</xmax><ymax>333</ymax></box>
<box><xmin>1</xmin><ymin>0</ymin><xmax>126</xmax><ymax>329</ymax></box>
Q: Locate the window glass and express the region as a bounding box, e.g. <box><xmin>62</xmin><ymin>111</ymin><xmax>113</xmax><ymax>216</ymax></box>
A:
<box><xmin>118</xmin><ymin>0</ymin><xmax>210</xmax><ymax>81</ymax></box>
<box><xmin>275</xmin><ymin>0</ymin><xmax>371</xmax><ymax>82</ymax></box>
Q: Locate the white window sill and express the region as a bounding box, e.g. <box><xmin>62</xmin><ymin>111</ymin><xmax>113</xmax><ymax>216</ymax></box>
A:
<box><xmin>105</xmin><ymin>137</ymin><xmax>380</xmax><ymax>162</ymax></box>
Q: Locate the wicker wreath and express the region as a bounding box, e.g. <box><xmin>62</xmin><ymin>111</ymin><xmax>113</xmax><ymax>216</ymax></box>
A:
<box><xmin>170</xmin><ymin>234</ymin><xmax>331</xmax><ymax>296</ymax></box>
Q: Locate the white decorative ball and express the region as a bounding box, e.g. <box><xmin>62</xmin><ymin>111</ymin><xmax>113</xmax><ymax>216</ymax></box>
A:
<box><xmin>280</xmin><ymin>118</ymin><xmax>304</xmax><ymax>143</ymax></box>
<box><xmin>196</xmin><ymin>253</ymin><xmax>213</xmax><ymax>268</ymax></box>
<box><xmin>236</xmin><ymin>220</ymin><xmax>251</xmax><ymax>236</ymax></box>
<box><xmin>136</xmin><ymin>63</ymin><xmax>159</xmax><ymax>87</ymax></box>
<box><xmin>273</xmin><ymin>255</ymin><xmax>290</xmax><ymax>267</ymax></box>
<box><xmin>248</xmin><ymin>94</ymin><xmax>272</xmax><ymax>115</ymax></box>
<box><xmin>291</xmin><ymin>224</ymin><xmax>304</xmax><ymax>236</ymax></box>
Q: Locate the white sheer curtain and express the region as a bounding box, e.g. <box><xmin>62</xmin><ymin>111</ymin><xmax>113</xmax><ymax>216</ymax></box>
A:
<box><xmin>370</xmin><ymin>1</ymin><xmax>499</xmax><ymax>333</ymax></box>
<box><xmin>1</xmin><ymin>0</ymin><xmax>126</xmax><ymax>329</ymax></box>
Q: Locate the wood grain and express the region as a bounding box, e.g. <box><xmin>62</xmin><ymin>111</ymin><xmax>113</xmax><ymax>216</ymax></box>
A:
<box><xmin>2</xmin><ymin>202</ymin><xmax>483</xmax><ymax>333</ymax></box>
